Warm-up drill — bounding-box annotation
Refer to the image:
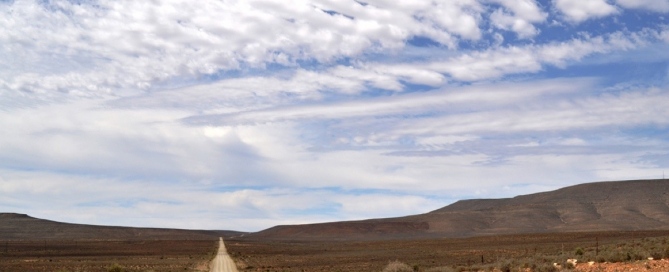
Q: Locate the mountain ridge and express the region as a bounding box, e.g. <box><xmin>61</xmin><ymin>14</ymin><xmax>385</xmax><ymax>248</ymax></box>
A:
<box><xmin>3</xmin><ymin>179</ymin><xmax>669</xmax><ymax>241</ymax></box>
<box><xmin>0</xmin><ymin>212</ymin><xmax>243</xmax><ymax>241</ymax></box>
<box><xmin>248</xmin><ymin>179</ymin><xmax>669</xmax><ymax>240</ymax></box>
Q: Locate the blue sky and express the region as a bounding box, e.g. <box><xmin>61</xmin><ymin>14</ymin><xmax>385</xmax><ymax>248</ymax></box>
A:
<box><xmin>1</xmin><ymin>0</ymin><xmax>669</xmax><ymax>231</ymax></box>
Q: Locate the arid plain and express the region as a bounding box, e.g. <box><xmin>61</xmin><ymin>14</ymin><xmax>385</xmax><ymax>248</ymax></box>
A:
<box><xmin>4</xmin><ymin>179</ymin><xmax>669</xmax><ymax>271</ymax></box>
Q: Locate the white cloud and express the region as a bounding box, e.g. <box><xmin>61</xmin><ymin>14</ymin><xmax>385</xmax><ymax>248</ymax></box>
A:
<box><xmin>184</xmin><ymin>78</ymin><xmax>590</xmax><ymax>125</ymax></box>
<box><xmin>489</xmin><ymin>0</ymin><xmax>547</xmax><ymax>38</ymax></box>
<box><xmin>418</xmin><ymin>0</ymin><xmax>484</xmax><ymax>41</ymax></box>
<box><xmin>557</xmin><ymin>138</ymin><xmax>588</xmax><ymax>146</ymax></box>
<box><xmin>328</xmin><ymin>65</ymin><xmax>404</xmax><ymax>91</ymax></box>
<box><xmin>416</xmin><ymin>135</ymin><xmax>479</xmax><ymax>147</ymax></box>
<box><xmin>0</xmin><ymin>0</ymin><xmax>493</xmax><ymax>97</ymax></box>
<box><xmin>392</xmin><ymin>88</ymin><xmax>669</xmax><ymax>136</ymax></box>
<box><xmin>363</xmin><ymin>64</ymin><xmax>446</xmax><ymax>87</ymax></box>
<box><xmin>490</xmin><ymin>9</ymin><xmax>540</xmax><ymax>38</ymax></box>
<box><xmin>0</xmin><ymin>100</ymin><xmax>281</xmax><ymax>184</ymax></box>
<box><xmin>2</xmin><ymin>80</ymin><xmax>668</xmax><ymax>230</ymax></box>
<box><xmin>493</xmin><ymin>0</ymin><xmax>547</xmax><ymax>21</ymax></box>
<box><xmin>0</xmin><ymin>168</ymin><xmax>451</xmax><ymax>231</ymax></box>
<box><xmin>616</xmin><ymin>0</ymin><xmax>669</xmax><ymax>12</ymax></box>
<box><xmin>432</xmin><ymin>45</ymin><xmax>543</xmax><ymax>80</ymax></box>
<box><xmin>554</xmin><ymin>0</ymin><xmax>619</xmax><ymax>23</ymax></box>
<box><xmin>1</xmin><ymin>0</ymin><xmax>664</xmax><ymax>101</ymax></box>
<box><xmin>430</xmin><ymin>30</ymin><xmax>648</xmax><ymax>81</ymax></box>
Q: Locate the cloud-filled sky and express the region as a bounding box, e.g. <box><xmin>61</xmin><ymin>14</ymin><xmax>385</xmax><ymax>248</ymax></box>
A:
<box><xmin>1</xmin><ymin>0</ymin><xmax>669</xmax><ymax>231</ymax></box>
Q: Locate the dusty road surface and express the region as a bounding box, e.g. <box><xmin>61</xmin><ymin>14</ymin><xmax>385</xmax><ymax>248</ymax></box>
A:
<box><xmin>210</xmin><ymin>237</ymin><xmax>239</xmax><ymax>272</ymax></box>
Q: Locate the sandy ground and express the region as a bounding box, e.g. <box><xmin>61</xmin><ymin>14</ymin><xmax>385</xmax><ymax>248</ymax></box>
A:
<box><xmin>210</xmin><ymin>238</ymin><xmax>239</xmax><ymax>272</ymax></box>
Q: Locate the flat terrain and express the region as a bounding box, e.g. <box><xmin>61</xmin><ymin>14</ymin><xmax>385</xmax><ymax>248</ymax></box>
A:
<box><xmin>226</xmin><ymin>230</ymin><xmax>669</xmax><ymax>271</ymax></box>
<box><xmin>0</xmin><ymin>239</ymin><xmax>218</xmax><ymax>272</ymax></box>
<box><xmin>3</xmin><ymin>231</ymin><xmax>669</xmax><ymax>272</ymax></box>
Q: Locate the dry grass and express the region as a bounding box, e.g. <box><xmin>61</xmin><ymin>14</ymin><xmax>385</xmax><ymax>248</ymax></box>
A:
<box><xmin>7</xmin><ymin>231</ymin><xmax>669</xmax><ymax>272</ymax></box>
<box><xmin>0</xmin><ymin>239</ymin><xmax>217</xmax><ymax>272</ymax></box>
<box><xmin>382</xmin><ymin>261</ymin><xmax>414</xmax><ymax>272</ymax></box>
<box><xmin>227</xmin><ymin>230</ymin><xmax>669</xmax><ymax>272</ymax></box>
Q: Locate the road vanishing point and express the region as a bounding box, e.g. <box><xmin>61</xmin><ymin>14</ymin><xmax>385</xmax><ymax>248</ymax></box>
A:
<box><xmin>210</xmin><ymin>237</ymin><xmax>239</xmax><ymax>272</ymax></box>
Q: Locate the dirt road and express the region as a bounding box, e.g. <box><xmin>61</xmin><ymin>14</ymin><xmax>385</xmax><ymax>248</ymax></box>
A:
<box><xmin>210</xmin><ymin>237</ymin><xmax>239</xmax><ymax>272</ymax></box>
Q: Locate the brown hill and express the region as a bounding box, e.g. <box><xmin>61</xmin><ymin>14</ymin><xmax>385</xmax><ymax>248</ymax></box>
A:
<box><xmin>0</xmin><ymin>213</ymin><xmax>242</xmax><ymax>241</ymax></box>
<box><xmin>4</xmin><ymin>179</ymin><xmax>668</xmax><ymax>241</ymax></box>
<box><xmin>249</xmin><ymin>179</ymin><xmax>669</xmax><ymax>240</ymax></box>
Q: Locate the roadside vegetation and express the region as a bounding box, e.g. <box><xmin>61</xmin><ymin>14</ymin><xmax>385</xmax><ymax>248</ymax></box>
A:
<box><xmin>381</xmin><ymin>236</ymin><xmax>669</xmax><ymax>272</ymax></box>
<box><xmin>0</xmin><ymin>239</ymin><xmax>218</xmax><ymax>272</ymax></box>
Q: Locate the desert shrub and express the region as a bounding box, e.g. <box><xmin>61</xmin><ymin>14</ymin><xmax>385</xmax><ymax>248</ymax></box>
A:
<box><xmin>662</xmin><ymin>246</ymin><xmax>669</xmax><ymax>259</ymax></box>
<box><xmin>495</xmin><ymin>260</ymin><xmax>512</xmax><ymax>272</ymax></box>
<box><xmin>453</xmin><ymin>265</ymin><xmax>468</xmax><ymax>272</ymax></box>
<box><xmin>602</xmin><ymin>250</ymin><xmax>626</xmax><ymax>263</ymax></box>
<box><xmin>595</xmin><ymin>254</ymin><xmax>607</xmax><ymax>263</ymax></box>
<box><xmin>532</xmin><ymin>263</ymin><xmax>558</xmax><ymax>272</ymax></box>
<box><xmin>589</xmin><ymin>238</ymin><xmax>669</xmax><ymax>264</ymax></box>
<box><xmin>621</xmin><ymin>250</ymin><xmax>645</xmax><ymax>262</ymax></box>
<box><xmin>574</xmin><ymin>247</ymin><xmax>584</xmax><ymax>256</ymax></box>
<box><xmin>382</xmin><ymin>261</ymin><xmax>413</xmax><ymax>272</ymax></box>
<box><xmin>424</xmin><ymin>266</ymin><xmax>456</xmax><ymax>272</ymax></box>
<box><xmin>107</xmin><ymin>263</ymin><xmax>125</xmax><ymax>272</ymax></box>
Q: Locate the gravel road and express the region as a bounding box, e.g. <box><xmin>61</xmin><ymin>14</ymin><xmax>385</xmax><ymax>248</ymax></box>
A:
<box><xmin>210</xmin><ymin>237</ymin><xmax>238</xmax><ymax>272</ymax></box>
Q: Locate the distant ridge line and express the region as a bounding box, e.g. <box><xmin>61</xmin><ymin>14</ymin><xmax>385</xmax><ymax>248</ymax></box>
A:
<box><xmin>247</xmin><ymin>179</ymin><xmax>669</xmax><ymax>240</ymax></box>
<box><xmin>0</xmin><ymin>213</ymin><xmax>245</xmax><ymax>241</ymax></box>
<box><xmin>4</xmin><ymin>179</ymin><xmax>669</xmax><ymax>241</ymax></box>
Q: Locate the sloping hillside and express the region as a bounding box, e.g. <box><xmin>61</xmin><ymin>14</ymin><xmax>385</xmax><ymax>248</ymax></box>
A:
<box><xmin>250</xmin><ymin>179</ymin><xmax>669</xmax><ymax>240</ymax></box>
<box><xmin>0</xmin><ymin>213</ymin><xmax>242</xmax><ymax>240</ymax></box>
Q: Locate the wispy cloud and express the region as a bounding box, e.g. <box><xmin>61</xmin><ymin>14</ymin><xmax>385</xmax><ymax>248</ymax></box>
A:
<box><xmin>616</xmin><ymin>0</ymin><xmax>669</xmax><ymax>12</ymax></box>
<box><xmin>554</xmin><ymin>0</ymin><xmax>619</xmax><ymax>23</ymax></box>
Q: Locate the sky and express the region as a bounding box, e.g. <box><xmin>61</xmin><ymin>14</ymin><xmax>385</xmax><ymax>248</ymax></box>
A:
<box><xmin>1</xmin><ymin>0</ymin><xmax>669</xmax><ymax>232</ymax></box>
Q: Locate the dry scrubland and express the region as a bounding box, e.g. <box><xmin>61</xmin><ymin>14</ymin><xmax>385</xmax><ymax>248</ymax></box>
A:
<box><xmin>226</xmin><ymin>230</ymin><xmax>669</xmax><ymax>272</ymax></box>
<box><xmin>3</xmin><ymin>231</ymin><xmax>669</xmax><ymax>271</ymax></box>
<box><xmin>4</xmin><ymin>180</ymin><xmax>669</xmax><ymax>271</ymax></box>
<box><xmin>0</xmin><ymin>239</ymin><xmax>218</xmax><ymax>272</ymax></box>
